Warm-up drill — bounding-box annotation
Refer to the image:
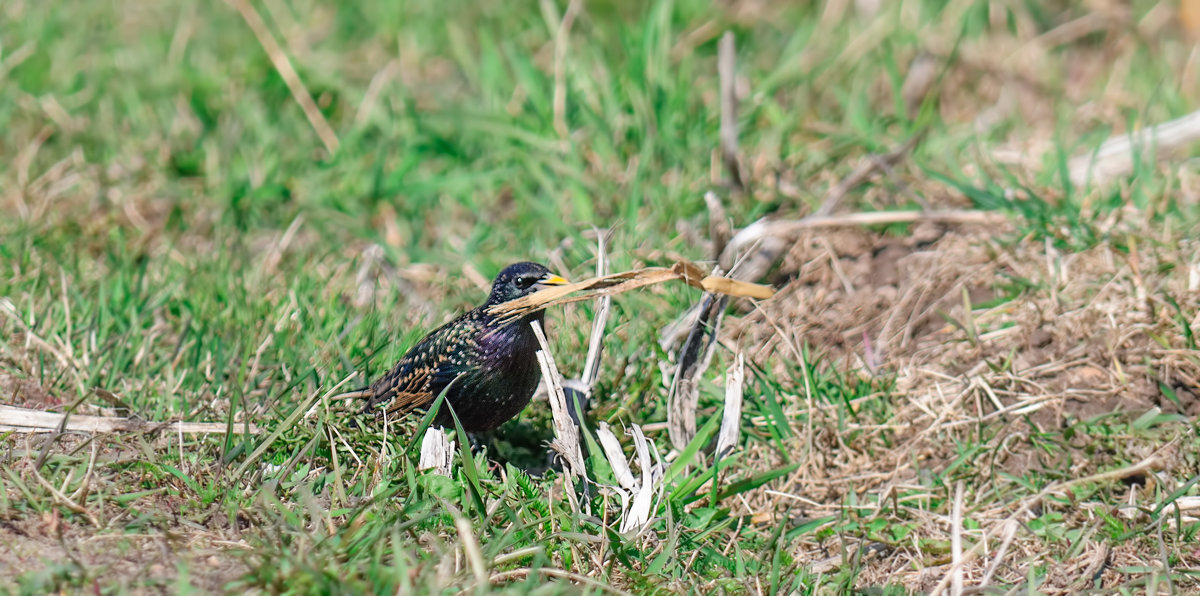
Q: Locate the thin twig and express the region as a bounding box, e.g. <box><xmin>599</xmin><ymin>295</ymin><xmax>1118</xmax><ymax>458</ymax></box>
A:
<box><xmin>355</xmin><ymin>60</ymin><xmax>399</xmax><ymax>127</ymax></box>
<box><xmin>705</xmin><ymin>191</ymin><xmax>731</xmax><ymax>261</ymax></box>
<box><xmin>718</xmin><ymin>31</ymin><xmax>743</xmax><ymax>191</ymax></box>
<box><xmin>31</xmin><ymin>464</ymin><xmax>100</xmax><ymax>528</ymax></box>
<box><xmin>484</xmin><ymin>567</ymin><xmax>633</xmax><ymax>595</ymax></box>
<box><xmin>580</xmin><ymin>228</ymin><xmax>612</xmax><ymax>390</ymax></box>
<box><xmin>227</xmin><ymin>0</ymin><xmax>339</xmax><ymax>155</ymax></box>
<box><xmin>901</xmin><ymin>52</ymin><xmax>939</xmax><ymax>118</ymax></box>
<box><xmin>978</xmin><ymin>519</ymin><xmax>1018</xmax><ymax>587</ymax></box>
<box><xmin>1068</xmin><ymin>108</ymin><xmax>1200</xmax><ymax>186</ymax></box>
<box><xmin>814</xmin><ymin>134</ymin><xmax>923</xmax><ymax>216</ymax></box>
<box><xmin>951</xmin><ymin>480</ymin><xmax>964</xmax><ymax>596</ymax></box>
<box><xmin>732</xmin><ymin>209</ymin><xmax>1006</xmax><ymax>251</ymax></box>
<box><xmin>0</xmin><ymin>405</ymin><xmax>261</xmax><ymax>434</ymax></box>
<box><xmin>1155</xmin><ymin>516</ymin><xmax>1178</xmax><ymax>596</ymax></box>
<box><xmin>0</xmin><ymin>41</ymin><xmax>36</xmax><ymax>83</ymax></box>
<box><xmin>67</xmin><ymin>438</ymin><xmax>99</xmax><ymax>503</ymax></box>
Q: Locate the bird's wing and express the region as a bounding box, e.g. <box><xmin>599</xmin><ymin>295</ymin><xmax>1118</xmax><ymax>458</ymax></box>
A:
<box><xmin>369</xmin><ymin>353</ymin><xmax>465</xmax><ymax>420</ymax></box>
<box><xmin>366</xmin><ymin>312</ymin><xmax>481</xmax><ymax>421</ymax></box>
<box><xmin>369</xmin><ymin>361</ymin><xmax>429</xmax><ymax>418</ymax></box>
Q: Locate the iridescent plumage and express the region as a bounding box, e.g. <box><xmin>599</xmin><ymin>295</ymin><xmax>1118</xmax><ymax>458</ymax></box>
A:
<box><xmin>362</xmin><ymin>262</ymin><xmax>568</xmax><ymax>432</ymax></box>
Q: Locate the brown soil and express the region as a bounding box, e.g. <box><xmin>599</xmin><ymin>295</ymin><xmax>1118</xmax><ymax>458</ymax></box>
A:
<box><xmin>0</xmin><ymin>436</ymin><xmax>250</xmax><ymax>593</ymax></box>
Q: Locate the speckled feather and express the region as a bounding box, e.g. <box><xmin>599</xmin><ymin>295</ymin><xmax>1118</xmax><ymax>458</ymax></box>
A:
<box><xmin>363</xmin><ymin>262</ymin><xmax>561</xmax><ymax>432</ymax></box>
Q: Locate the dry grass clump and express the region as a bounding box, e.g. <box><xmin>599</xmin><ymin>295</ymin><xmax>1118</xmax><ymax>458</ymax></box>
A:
<box><xmin>722</xmin><ymin>217</ymin><xmax>1200</xmax><ymax>592</ymax></box>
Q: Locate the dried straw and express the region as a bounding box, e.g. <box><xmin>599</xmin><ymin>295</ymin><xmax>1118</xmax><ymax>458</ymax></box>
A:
<box><xmin>487</xmin><ymin>260</ymin><xmax>774</xmax><ymax>324</ymax></box>
<box><xmin>0</xmin><ymin>404</ymin><xmax>260</xmax><ymax>435</ymax></box>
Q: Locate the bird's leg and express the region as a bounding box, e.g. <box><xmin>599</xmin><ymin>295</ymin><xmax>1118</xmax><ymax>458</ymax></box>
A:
<box><xmin>467</xmin><ymin>432</ymin><xmax>484</xmax><ymax>451</ymax></box>
<box><xmin>464</xmin><ymin>432</ymin><xmax>509</xmax><ymax>476</ymax></box>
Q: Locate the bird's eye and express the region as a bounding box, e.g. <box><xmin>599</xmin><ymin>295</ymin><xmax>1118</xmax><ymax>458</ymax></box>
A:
<box><xmin>515</xmin><ymin>275</ymin><xmax>535</xmax><ymax>289</ymax></box>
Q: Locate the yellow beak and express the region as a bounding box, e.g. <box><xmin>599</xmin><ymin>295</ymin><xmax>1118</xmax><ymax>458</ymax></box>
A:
<box><xmin>539</xmin><ymin>274</ymin><xmax>570</xmax><ymax>286</ymax></box>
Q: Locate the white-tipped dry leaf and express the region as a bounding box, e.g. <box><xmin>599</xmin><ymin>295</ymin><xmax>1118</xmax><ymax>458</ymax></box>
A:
<box><xmin>418</xmin><ymin>427</ymin><xmax>455</xmax><ymax>477</ymax></box>
<box><xmin>531</xmin><ymin>321</ymin><xmax>589</xmax><ymax>486</ymax></box>
<box><xmin>620</xmin><ymin>424</ymin><xmax>662</xmax><ymax>534</ymax></box>
<box><xmin>715</xmin><ymin>353</ymin><xmax>745</xmax><ymax>458</ymax></box>
<box><xmin>596</xmin><ymin>422</ymin><xmax>636</xmax><ymax>490</ymax></box>
<box><xmin>580</xmin><ymin>231</ymin><xmax>612</xmax><ymax>390</ymax></box>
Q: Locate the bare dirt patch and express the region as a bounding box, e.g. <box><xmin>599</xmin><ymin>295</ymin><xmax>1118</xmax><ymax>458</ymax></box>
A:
<box><xmin>0</xmin><ymin>513</ymin><xmax>247</xmax><ymax>593</ymax></box>
<box><xmin>0</xmin><ymin>373</ymin><xmax>60</xmax><ymax>409</ymax></box>
<box><xmin>0</xmin><ymin>435</ymin><xmax>250</xmax><ymax>593</ymax></box>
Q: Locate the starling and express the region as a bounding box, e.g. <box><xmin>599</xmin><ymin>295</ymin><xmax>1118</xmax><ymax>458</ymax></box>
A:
<box><xmin>362</xmin><ymin>262</ymin><xmax>570</xmax><ymax>432</ymax></box>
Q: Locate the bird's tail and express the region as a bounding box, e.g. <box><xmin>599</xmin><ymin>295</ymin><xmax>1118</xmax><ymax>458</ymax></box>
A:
<box><xmin>334</xmin><ymin>386</ymin><xmax>375</xmax><ymax>429</ymax></box>
<box><xmin>331</xmin><ymin>386</ymin><xmax>376</xmax><ymax>415</ymax></box>
<box><xmin>332</xmin><ymin>387</ymin><xmax>373</xmax><ymax>402</ymax></box>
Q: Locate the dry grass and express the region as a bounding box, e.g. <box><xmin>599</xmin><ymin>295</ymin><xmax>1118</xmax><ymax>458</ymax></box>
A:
<box><xmin>3</xmin><ymin>0</ymin><xmax>1199</xmax><ymax>593</ymax></box>
<box><xmin>722</xmin><ymin>213</ymin><xmax>1200</xmax><ymax>592</ymax></box>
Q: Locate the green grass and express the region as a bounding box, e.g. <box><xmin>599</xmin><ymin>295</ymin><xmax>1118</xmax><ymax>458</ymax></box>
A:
<box><xmin>3</xmin><ymin>0</ymin><xmax>1200</xmax><ymax>593</ymax></box>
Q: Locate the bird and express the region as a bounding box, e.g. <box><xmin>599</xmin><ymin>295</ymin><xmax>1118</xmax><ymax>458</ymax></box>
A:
<box><xmin>361</xmin><ymin>262</ymin><xmax>570</xmax><ymax>432</ymax></box>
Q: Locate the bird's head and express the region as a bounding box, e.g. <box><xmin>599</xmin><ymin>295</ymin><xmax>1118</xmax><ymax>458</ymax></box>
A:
<box><xmin>486</xmin><ymin>262</ymin><xmax>570</xmax><ymax>305</ymax></box>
